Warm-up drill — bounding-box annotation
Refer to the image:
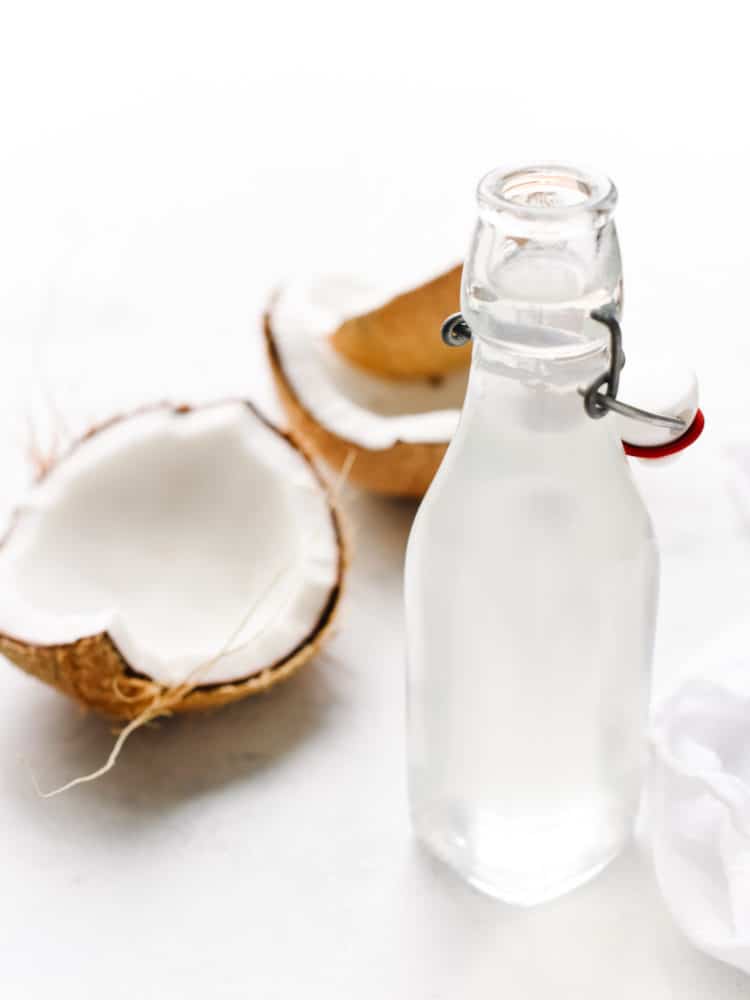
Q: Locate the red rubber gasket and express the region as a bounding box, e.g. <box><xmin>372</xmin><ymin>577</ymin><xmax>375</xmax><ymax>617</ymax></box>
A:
<box><xmin>623</xmin><ymin>409</ymin><xmax>705</xmax><ymax>459</ymax></box>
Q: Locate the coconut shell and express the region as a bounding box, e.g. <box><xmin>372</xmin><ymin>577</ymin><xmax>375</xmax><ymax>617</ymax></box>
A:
<box><xmin>265</xmin><ymin>318</ymin><xmax>449</xmax><ymax>497</ymax></box>
<box><xmin>0</xmin><ymin>591</ymin><xmax>341</xmax><ymax>720</ymax></box>
<box><xmin>328</xmin><ymin>265</ymin><xmax>469</xmax><ymax>379</ymax></box>
<box><xmin>0</xmin><ymin>403</ymin><xmax>346</xmax><ymax>720</ymax></box>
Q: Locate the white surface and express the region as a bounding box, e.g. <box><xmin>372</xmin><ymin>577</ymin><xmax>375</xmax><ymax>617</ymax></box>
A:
<box><xmin>1</xmin><ymin>2</ymin><xmax>749</xmax><ymax>997</ymax></box>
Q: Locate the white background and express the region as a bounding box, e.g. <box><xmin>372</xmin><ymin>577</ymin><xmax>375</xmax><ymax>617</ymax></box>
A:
<box><xmin>1</xmin><ymin>2</ymin><xmax>749</xmax><ymax>997</ymax></box>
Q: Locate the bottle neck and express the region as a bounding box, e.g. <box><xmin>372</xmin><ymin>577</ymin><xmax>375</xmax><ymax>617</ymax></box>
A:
<box><xmin>458</xmin><ymin>337</ymin><xmax>622</xmax><ymax>454</ymax></box>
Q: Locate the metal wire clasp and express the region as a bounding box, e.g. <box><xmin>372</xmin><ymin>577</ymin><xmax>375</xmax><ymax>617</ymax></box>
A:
<box><xmin>442</xmin><ymin>307</ymin><xmax>689</xmax><ymax>435</ymax></box>
<box><xmin>441</xmin><ymin>312</ymin><xmax>472</xmax><ymax>347</ymax></box>
<box><xmin>581</xmin><ymin>309</ymin><xmax>687</xmax><ymax>431</ymax></box>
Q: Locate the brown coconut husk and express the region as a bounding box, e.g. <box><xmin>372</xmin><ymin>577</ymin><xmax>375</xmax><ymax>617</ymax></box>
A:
<box><xmin>264</xmin><ymin>318</ymin><xmax>450</xmax><ymax>497</ymax></box>
<box><xmin>328</xmin><ymin>265</ymin><xmax>468</xmax><ymax>379</ymax></box>
<box><xmin>0</xmin><ymin>402</ymin><xmax>346</xmax><ymax>721</ymax></box>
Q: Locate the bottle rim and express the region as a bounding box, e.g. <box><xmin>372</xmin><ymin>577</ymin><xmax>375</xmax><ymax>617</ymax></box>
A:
<box><xmin>477</xmin><ymin>163</ymin><xmax>618</xmax><ymax>223</ymax></box>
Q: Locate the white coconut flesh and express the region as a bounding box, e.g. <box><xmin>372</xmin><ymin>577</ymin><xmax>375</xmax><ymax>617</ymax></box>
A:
<box><xmin>270</xmin><ymin>275</ymin><xmax>468</xmax><ymax>449</ymax></box>
<box><xmin>0</xmin><ymin>403</ymin><xmax>340</xmax><ymax>688</ymax></box>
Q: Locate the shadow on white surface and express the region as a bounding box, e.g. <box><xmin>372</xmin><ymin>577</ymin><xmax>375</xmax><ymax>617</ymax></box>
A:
<box><xmin>0</xmin><ymin>478</ymin><xmax>747</xmax><ymax>998</ymax></box>
<box><xmin>403</xmin><ymin>839</ymin><xmax>749</xmax><ymax>997</ymax></box>
<box><xmin>5</xmin><ymin>653</ymin><xmax>346</xmax><ymax>818</ymax></box>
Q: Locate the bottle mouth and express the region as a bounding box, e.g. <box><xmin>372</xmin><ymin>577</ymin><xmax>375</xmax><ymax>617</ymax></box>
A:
<box><xmin>477</xmin><ymin>163</ymin><xmax>617</xmax><ymax>223</ymax></box>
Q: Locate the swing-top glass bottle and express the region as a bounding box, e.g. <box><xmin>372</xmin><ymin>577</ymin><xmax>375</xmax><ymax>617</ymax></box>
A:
<box><xmin>405</xmin><ymin>164</ymin><xmax>659</xmax><ymax>905</ymax></box>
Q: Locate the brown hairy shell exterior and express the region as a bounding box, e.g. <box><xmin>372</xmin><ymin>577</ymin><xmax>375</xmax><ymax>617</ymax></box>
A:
<box><xmin>0</xmin><ymin>402</ymin><xmax>346</xmax><ymax>720</ymax></box>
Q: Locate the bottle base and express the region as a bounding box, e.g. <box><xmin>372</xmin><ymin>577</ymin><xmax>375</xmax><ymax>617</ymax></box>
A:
<box><xmin>413</xmin><ymin>802</ymin><xmax>633</xmax><ymax>906</ymax></box>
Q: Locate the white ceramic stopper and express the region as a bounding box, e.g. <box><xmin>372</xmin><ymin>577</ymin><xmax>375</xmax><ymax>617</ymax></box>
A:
<box><xmin>615</xmin><ymin>360</ymin><xmax>699</xmax><ymax>448</ymax></box>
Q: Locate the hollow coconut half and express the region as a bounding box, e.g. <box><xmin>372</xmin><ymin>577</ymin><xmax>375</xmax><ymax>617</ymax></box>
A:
<box><xmin>265</xmin><ymin>266</ymin><xmax>470</xmax><ymax>497</ymax></box>
<box><xmin>0</xmin><ymin>402</ymin><xmax>345</xmax><ymax>719</ymax></box>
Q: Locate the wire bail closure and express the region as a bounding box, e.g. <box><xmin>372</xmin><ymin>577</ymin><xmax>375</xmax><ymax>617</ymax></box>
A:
<box><xmin>441</xmin><ymin>309</ymin><xmax>688</xmax><ymax>434</ymax></box>
<box><xmin>581</xmin><ymin>308</ymin><xmax>687</xmax><ymax>432</ymax></box>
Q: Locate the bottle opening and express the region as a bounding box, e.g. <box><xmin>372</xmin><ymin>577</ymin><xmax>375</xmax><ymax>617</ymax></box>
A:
<box><xmin>478</xmin><ymin>164</ymin><xmax>616</xmax><ymax>222</ymax></box>
<box><xmin>463</xmin><ymin>162</ymin><xmax>622</xmax><ymax>362</ymax></box>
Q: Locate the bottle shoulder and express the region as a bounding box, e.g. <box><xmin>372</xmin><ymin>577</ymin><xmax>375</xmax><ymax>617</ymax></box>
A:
<box><xmin>409</xmin><ymin>432</ymin><xmax>657</xmax><ymax>555</ymax></box>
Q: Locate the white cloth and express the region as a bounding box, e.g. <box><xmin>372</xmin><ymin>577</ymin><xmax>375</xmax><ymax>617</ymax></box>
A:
<box><xmin>650</xmin><ymin>628</ymin><xmax>750</xmax><ymax>976</ymax></box>
<box><xmin>647</xmin><ymin>446</ymin><xmax>750</xmax><ymax>976</ymax></box>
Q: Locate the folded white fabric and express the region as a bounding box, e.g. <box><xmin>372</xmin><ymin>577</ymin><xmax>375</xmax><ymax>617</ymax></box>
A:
<box><xmin>650</xmin><ymin>662</ymin><xmax>750</xmax><ymax>975</ymax></box>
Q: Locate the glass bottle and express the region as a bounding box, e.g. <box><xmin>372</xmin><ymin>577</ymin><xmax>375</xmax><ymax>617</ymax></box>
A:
<box><xmin>404</xmin><ymin>164</ymin><xmax>658</xmax><ymax>905</ymax></box>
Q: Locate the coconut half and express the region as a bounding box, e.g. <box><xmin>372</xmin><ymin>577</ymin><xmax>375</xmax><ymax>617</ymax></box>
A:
<box><xmin>0</xmin><ymin>402</ymin><xmax>344</xmax><ymax>719</ymax></box>
<box><xmin>265</xmin><ymin>267</ymin><xmax>470</xmax><ymax>497</ymax></box>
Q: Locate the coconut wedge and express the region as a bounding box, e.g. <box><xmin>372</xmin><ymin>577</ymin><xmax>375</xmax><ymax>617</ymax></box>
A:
<box><xmin>328</xmin><ymin>266</ymin><xmax>466</xmax><ymax>379</ymax></box>
<box><xmin>265</xmin><ymin>268</ymin><xmax>470</xmax><ymax>497</ymax></box>
<box><xmin>0</xmin><ymin>402</ymin><xmax>344</xmax><ymax>719</ymax></box>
